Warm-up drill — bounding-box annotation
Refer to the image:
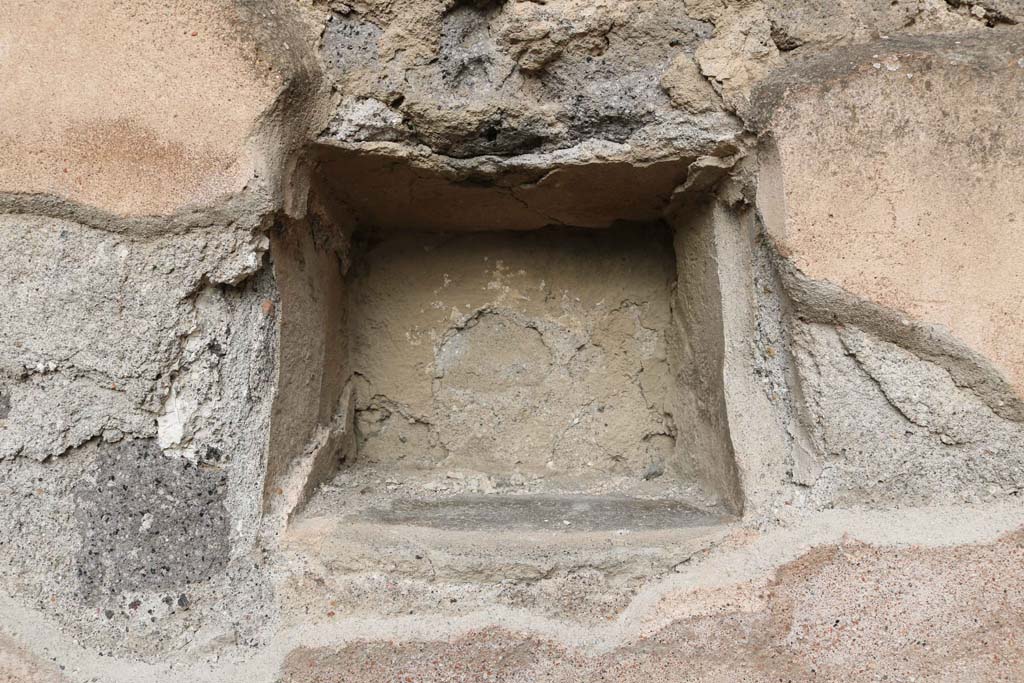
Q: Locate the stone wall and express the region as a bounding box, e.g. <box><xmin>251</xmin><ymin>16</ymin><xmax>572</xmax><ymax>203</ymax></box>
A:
<box><xmin>1</xmin><ymin>1</ymin><xmax>1023</xmax><ymax>680</ymax></box>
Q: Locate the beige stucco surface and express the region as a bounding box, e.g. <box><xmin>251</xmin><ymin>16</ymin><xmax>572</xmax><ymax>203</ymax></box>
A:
<box><xmin>757</xmin><ymin>36</ymin><xmax>1024</xmax><ymax>398</ymax></box>
<box><xmin>0</xmin><ymin>633</ymin><xmax>67</xmax><ymax>683</ymax></box>
<box><xmin>0</xmin><ymin>0</ymin><xmax>285</xmax><ymax>216</ymax></box>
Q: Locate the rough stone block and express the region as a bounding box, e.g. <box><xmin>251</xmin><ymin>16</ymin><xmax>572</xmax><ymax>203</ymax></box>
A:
<box><xmin>74</xmin><ymin>439</ymin><xmax>229</xmax><ymax>601</ymax></box>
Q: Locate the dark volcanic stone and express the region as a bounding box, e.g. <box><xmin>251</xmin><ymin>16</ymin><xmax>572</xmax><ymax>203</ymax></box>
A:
<box><xmin>74</xmin><ymin>439</ymin><xmax>230</xmax><ymax>601</ymax></box>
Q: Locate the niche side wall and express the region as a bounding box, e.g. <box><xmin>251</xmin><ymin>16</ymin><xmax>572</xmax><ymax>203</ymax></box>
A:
<box><xmin>667</xmin><ymin>200</ymin><xmax>745</xmax><ymax>514</ymax></box>
<box><xmin>263</xmin><ymin>204</ymin><xmax>355</xmax><ymax>518</ymax></box>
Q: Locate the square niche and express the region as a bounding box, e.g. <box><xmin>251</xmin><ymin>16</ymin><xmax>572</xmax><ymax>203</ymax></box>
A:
<box><xmin>270</xmin><ymin>156</ymin><xmax>743</xmax><ymax>575</ymax></box>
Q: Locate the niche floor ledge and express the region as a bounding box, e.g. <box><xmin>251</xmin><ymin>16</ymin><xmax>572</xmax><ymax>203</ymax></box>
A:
<box><xmin>285</xmin><ymin>484</ymin><xmax>736</xmax><ymax>584</ymax></box>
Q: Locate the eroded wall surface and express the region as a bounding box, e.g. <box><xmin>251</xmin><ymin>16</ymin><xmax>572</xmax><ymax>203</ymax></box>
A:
<box><xmin>348</xmin><ymin>227</ymin><xmax>684</xmax><ymax>487</ymax></box>
<box><xmin>1</xmin><ymin>1</ymin><xmax>1023</xmax><ymax>681</ymax></box>
<box><xmin>755</xmin><ymin>34</ymin><xmax>1024</xmax><ymax>403</ymax></box>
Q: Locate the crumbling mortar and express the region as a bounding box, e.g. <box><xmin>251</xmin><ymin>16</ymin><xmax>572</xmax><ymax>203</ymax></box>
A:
<box><xmin>835</xmin><ymin>327</ymin><xmax>938</xmax><ymax>435</ymax></box>
<box><xmin>763</xmin><ymin>236</ymin><xmax>1024</xmax><ymax>423</ymax></box>
<box><xmin>357</xmin><ymin>395</ymin><xmax>436</xmax><ymax>429</ymax></box>
<box><xmin>835</xmin><ymin>327</ymin><xmax>975</xmax><ymax>446</ymax></box>
<box><xmin>945</xmin><ymin>0</ymin><xmax>1019</xmax><ymax>25</ymax></box>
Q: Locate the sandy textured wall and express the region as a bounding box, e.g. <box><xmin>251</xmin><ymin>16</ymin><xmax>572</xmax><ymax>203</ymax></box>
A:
<box><xmin>348</xmin><ymin>227</ymin><xmax>681</xmax><ymax>483</ymax></box>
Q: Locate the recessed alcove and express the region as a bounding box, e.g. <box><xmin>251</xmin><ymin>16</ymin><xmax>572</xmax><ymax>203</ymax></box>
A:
<box><xmin>348</xmin><ymin>224</ymin><xmax>689</xmax><ymax>488</ymax></box>
<box><xmin>266</xmin><ymin>147</ymin><xmax>744</xmax><ymax>579</ymax></box>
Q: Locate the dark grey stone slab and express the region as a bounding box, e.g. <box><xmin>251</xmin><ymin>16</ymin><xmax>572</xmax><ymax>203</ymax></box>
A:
<box><xmin>74</xmin><ymin>439</ymin><xmax>229</xmax><ymax>601</ymax></box>
<box><xmin>368</xmin><ymin>495</ymin><xmax>730</xmax><ymax>532</ymax></box>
